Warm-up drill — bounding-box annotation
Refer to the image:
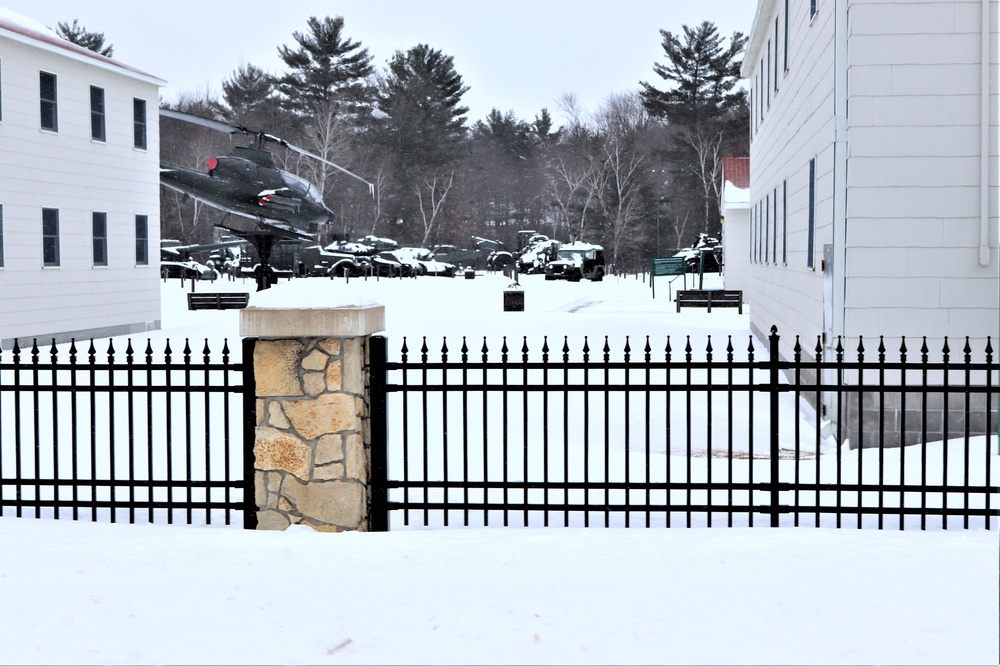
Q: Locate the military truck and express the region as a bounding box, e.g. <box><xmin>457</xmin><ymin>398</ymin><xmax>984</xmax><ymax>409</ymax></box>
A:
<box><xmin>543</xmin><ymin>242</ymin><xmax>606</xmax><ymax>282</ymax></box>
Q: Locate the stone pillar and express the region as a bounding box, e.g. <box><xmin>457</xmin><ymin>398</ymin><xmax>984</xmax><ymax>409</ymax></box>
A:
<box><xmin>240</xmin><ymin>304</ymin><xmax>385</xmax><ymax>531</ymax></box>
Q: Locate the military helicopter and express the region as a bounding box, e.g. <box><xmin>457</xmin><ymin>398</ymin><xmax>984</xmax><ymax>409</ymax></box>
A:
<box><xmin>159</xmin><ymin>108</ymin><xmax>373</xmax><ymax>290</ymax></box>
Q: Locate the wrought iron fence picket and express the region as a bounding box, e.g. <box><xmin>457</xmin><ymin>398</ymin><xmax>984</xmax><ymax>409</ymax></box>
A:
<box><xmin>371</xmin><ymin>329</ymin><xmax>999</xmax><ymax>531</ymax></box>
<box><xmin>0</xmin><ymin>336</ymin><xmax>250</xmax><ymax>527</ymax></box>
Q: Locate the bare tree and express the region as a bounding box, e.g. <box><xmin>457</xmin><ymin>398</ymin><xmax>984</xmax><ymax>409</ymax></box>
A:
<box><xmin>594</xmin><ymin>92</ymin><xmax>649</xmax><ymax>264</ymax></box>
<box><xmin>415</xmin><ymin>171</ymin><xmax>456</xmax><ymax>245</ymax></box>
<box><xmin>297</xmin><ymin>103</ymin><xmax>355</xmax><ymax>202</ymax></box>
<box><xmin>681</xmin><ymin>128</ymin><xmax>724</xmax><ymax>229</ymax></box>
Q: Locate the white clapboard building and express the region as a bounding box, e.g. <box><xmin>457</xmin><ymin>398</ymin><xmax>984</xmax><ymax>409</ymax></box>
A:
<box><xmin>0</xmin><ymin>10</ymin><xmax>164</xmax><ymax>349</ymax></box>
<box><xmin>739</xmin><ymin>0</ymin><xmax>998</xmax><ymax>358</ymax></box>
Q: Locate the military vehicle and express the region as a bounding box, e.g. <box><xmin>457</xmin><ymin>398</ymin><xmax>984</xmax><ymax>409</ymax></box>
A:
<box><xmin>543</xmin><ymin>242</ymin><xmax>606</xmax><ymax>282</ymax></box>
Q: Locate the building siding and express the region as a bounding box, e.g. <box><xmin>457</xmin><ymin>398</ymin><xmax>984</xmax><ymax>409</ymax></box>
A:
<box><xmin>742</xmin><ymin>0</ymin><xmax>998</xmax><ymax>360</ymax></box>
<box><xmin>0</xmin><ymin>22</ymin><xmax>163</xmax><ymax>347</ymax></box>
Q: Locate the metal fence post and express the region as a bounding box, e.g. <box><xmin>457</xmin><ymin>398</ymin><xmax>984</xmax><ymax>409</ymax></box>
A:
<box><xmin>769</xmin><ymin>326</ymin><xmax>781</xmax><ymax>527</ymax></box>
<box><xmin>369</xmin><ymin>335</ymin><xmax>389</xmax><ymax>532</ymax></box>
<box><xmin>241</xmin><ymin>337</ymin><xmax>258</xmax><ymax>530</ymax></box>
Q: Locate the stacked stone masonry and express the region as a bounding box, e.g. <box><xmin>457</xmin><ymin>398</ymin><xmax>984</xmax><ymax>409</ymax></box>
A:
<box><xmin>252</xmin><ymin>337</ymin><xmax>371</xmax><ymax>531</ymax></box>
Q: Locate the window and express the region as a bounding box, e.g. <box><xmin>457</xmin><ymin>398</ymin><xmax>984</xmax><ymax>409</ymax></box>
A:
<box><xmin>766</xmin><ymin>41</ymin><xmax>771</xmax><ymax>107</ymax></box>
<box><xmin>135</xmin><ymin>214</ymin><xmax>148</xmax><ymax>265</ymax></box>
<box><xmin>42</xmin><ymin>208</ymin><xmax>60</xmax><ymax>267</ymax></box>
<box><xmin>784</xmin><ymin>0</ymin><xmax>790</xmax><ymax>71</ymax></box>
<box><xmin>811</xmin><ymin>0</ymin><xmax>817</xmax><ymax>20</ymax></box>
<box><xmin>758</xmin><ymin>201</ymin><xmax>764</xmax><ymax>261</ymax></box>
<box><xmin>772</xmin><ymin>187</ymin><xmax>778</xmax><ymax>263</ymax></box>
<box><xmin>807</xmin><ymin>159</ymin><xmax>816</xmax><ymax>268</ymax></box>
<box><xmin>40</xmin><ymin>71</ymin><xmax>57</xmax><ymax>131</ymax></box>
<box><xmin>133</xmin><ymin>98</ymin><xmax>147</xmax><ymax>149</ymax></box>
<box><xmin>758</xmin><ymin>66</ymin><xmax>764</xmax><ymax>121</ymax></box>
<box><xmin>774</xmin><ymin>18</ymin><xmax>780</xmax><ymax>90</ymax></box>
<box><xmin>782</xmin><ymin>179</ymin><xmax>788</xmax><ymax>264</ymax></box>
<box><xmin>93</xmin><ymin>212</ymin><xmax>108</xmax><ymax>266</ymax></box>
<box><xmin>765</xmin><ymin>194</ymin><xmax>770</xmax><ymax>263</ymax></box>
<box><xmin>90</xmin><ymin>86</ymin><xmax>105</xmax><ymax>141</ymax></box>
<box><xmin>0</xmin><ymin>204</ymin><xmax>4</xmax><ymax>268</ymax></box>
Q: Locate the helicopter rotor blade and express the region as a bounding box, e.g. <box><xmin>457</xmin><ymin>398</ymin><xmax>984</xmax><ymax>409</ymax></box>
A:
<box><xmin>284</xmin><ymin>143</ymin><xmax>374</xmax><ymax>195</ymax></box>
<box><xmin>159</xmin><ymin>108</ymin><xmax>252</xmax><ymax>136</ymax></box>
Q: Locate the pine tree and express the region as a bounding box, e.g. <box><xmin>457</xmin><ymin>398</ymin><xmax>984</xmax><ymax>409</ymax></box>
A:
<box><xmin>639</xmin><ymin>21</ymin><xmax>748</xmax><ymax>238</ymax></box>
<box><xmin>275</xmin><ymin>16</ymin><xmax>374</xmax><ymax>118</ymax></box>
<box><xmin>56</xmin><ymin>19</ymin><xmax>113</xmax><ymax>57</ymax></box>
<box><xmin>639</xmin><ymin>21</ymin><xmax>745</xmax><ymax>126</ymax></box>
<box><xmin>473</xmin><ymin>109</ymin><xmax>533</xmax><ymax>160</ymax></box>
<box><xmin>373</xmin><ymin>44</ymin><xmax>470</xmax><ymax>243</ymax></box>
<box><xmin>217</xmin><ymin>63</ymin><xmax>283</xmax><ymax>129</ymax></box>
<box><xmin>375</xmin><ymin>44</ymin><xmax>469</xmax><ymax>168</ymax></box>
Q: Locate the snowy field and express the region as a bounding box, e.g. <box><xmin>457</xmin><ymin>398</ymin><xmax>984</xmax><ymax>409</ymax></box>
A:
<box><xmin>1</xmin><ymin>270</ymin><xmax>997</xmax><ymax>665</ymax></box>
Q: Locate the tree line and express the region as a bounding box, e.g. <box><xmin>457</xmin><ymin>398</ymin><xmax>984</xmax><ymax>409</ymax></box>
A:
<box><xmin>60</xmin><ymin>17</ymin><xmax>748</xmax><ymax>271</ymax></box>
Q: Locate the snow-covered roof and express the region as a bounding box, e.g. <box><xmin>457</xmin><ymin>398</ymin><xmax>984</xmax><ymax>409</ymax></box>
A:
<box><xmin>558</xmin><ymin>242</ymin><xmax>603</xmax><ymax>252</ymax></box>
<box><xmin>0</xmin><ymin>9</ymin><xmax>165</xmax><ymax>86</ymax></box>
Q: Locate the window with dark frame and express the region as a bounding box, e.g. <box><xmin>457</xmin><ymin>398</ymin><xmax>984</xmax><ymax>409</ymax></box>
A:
<box><xmin>90</xmin><ymin>86</ymin><xmax>105</xmax><ymax>141</ymax></box>
<box><xmin>807</xmin><ymin>159</ymin><xmax>816</xmax><ymax>268</ymax></box>
<box><xmin>42</xmin><ymin>207</ymin><xmax>60</xmax><ymax>266</ymax></box>
<box><xmin>766</xmin><ymin>41</ymin><xmax>771</xmax><ymax>107</ymax></box>
<box><xmin>759</xmin><ymin>65</ymin><xmax>764</xmax><ymax>121</ymax></box>
<box><xmin>758</xmin><ymin>201</ymin><xmax>764</xmax><ymax>262</ymax></box>
<box><xmin>772</xmin><ymin>187</ymin><xmax>778</xmax><ymax>263</ymax></box>
<box><xmin>133</xmin><ymin>98</ymin><xmax>147</xmax><ymax>149</ymax></box>
<box><xmin>93</xmin><ymin>212</ymin><xmax>108</xmax><ymax>266</ymax></box>
<box><xmin>774</xmin><ymin>18</ymin><xmax>780</xmax><ymax>90</ymax></box>
<box><xmin>765</xmin><ymin>194</ymin><xmax>770</xmax><ymax>263</ymax></box>
<box><xmin>785</xmin><ymin>0</ymin><xmax>790</xmax><ymax>71</ymax></box>
<box><xmin>782</xmin><ymin>179</ymin><xmax>788</xmax><ymax>264</ymax></box>
<box><xmin>40</xmin><ymin>71</ymin><xmax>57</xmax><ymax>131</ymax></box>
<box><xmin>135</xmin><ymin>214</ymin><xmax>148</xmax><ymax>265</ymax></box>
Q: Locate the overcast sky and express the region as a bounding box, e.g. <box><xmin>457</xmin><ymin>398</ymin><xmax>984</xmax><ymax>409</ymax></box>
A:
<box><xmin>1</xmin><ymin>1</ymin><xmax>758</xmax><ymax>124</ymax></box>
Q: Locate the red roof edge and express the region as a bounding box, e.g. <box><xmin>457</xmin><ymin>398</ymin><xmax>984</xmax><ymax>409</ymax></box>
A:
<box><xmin>722</xmin><ymin>156</ymin><xmax>750</xmax><ymax>190</ymax></box>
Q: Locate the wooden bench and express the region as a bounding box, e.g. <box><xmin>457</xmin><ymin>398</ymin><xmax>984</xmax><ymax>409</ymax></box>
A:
<box><xmin>676</xmin><ymin>289</ymin><xmax>743</xmax><ymax>314</ymax></box>
<box><xmin>187</xmin><ymin>292</ymin><xmax>250</xmax><ymax>310</ymax></box>
<box><xmin>650</xmin><ymin>257</ymin><xmax>687</xmax><ymax>299</ymax></box>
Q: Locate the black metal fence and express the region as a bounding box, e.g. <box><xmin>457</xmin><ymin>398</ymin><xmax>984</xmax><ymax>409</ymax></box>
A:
<box><xmin>0</xmin><ymin>337</ymin><xmax>256</xmax><ymax>527</ymax></box>
<box><xmin>369</xmin><ymin>329</ymin><xmax>999</xmax><ymax>531</ymax></box>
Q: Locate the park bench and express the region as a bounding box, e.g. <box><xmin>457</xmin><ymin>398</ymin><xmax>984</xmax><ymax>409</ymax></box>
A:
<box><xmin>650</xmin><ymin>257</ymin><xmax>687</xmax><ymax>299</ymax></box>
<box><xmin>187</xmin><ymin>292</ymin><xmax>250</xmax><ymax>311</ymax></box>
<box><xmin>676</xmin><ymin>289</ymin><xmax>743</xmax><ymax>314</ymax></box>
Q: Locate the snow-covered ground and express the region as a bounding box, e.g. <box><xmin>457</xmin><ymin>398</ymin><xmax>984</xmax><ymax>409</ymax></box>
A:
<box><xmin>1</xmin><ymin>271</ymin><xmax>997</xmax><ymax>665</ymax></box>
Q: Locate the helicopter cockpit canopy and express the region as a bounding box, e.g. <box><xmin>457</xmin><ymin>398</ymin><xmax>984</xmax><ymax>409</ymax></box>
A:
<box><xmin>280</xmin><ymin>170</ymin><xmax>325</xmax><ymax>207</ymax></box>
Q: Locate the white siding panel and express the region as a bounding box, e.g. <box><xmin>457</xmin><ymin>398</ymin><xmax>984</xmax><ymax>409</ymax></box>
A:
<box><xmin>847</xmin><ymin>218</ymin><xmax>953</xmax><ymax>248</ymax></box>
<box><xmin>849</xmin><ymin>126</ymin><xmax>981</xmax><ymax>157</ymax></box>
<box><xmin>848</xmin><ymin>185</ymin><xmax>981</xmax><ymax>219</ymax></box>
<box><xmin>850</xmin><ymin>34</ymin><xmax>981</xmax><ymax>65</ymax></box>
<box><xmin>0</xmin><ymin>29</ymin><xmax>161</xmax><ymax>346</ymax></box>
<box><xmin>845</xmin><ymin>276</ymin><xmax>942</xmax><ymax>308</ymax></box>
<box><xmin>847</xmin><ymin>156</ymin><xmax>980</xmax><ymax>187</ymax></box>
<box><xmin>889</xmin><ymin>64</ymin><xmax>982</xmax><ymax>96</ymax></box>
